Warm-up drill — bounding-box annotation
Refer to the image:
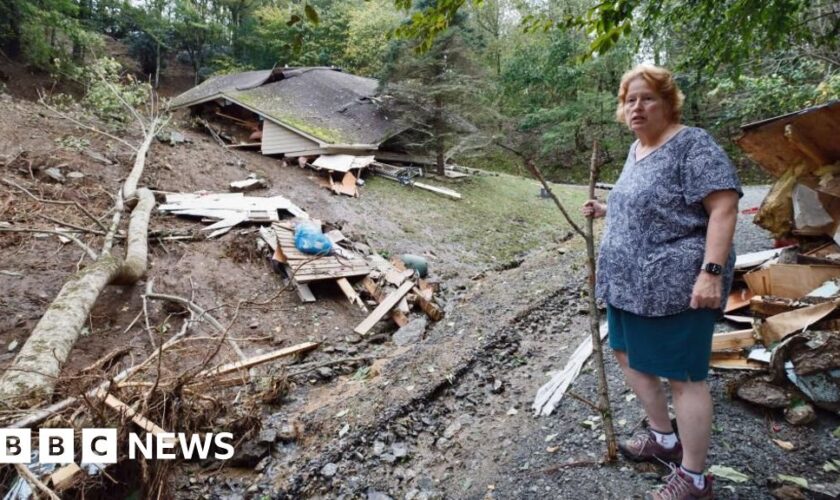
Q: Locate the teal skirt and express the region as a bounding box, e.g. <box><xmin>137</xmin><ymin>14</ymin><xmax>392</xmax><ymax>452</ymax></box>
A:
<box><xmin>607</xmin><ymin>303</ymin><xmax>718</xmax><ymax>381</ymax></box>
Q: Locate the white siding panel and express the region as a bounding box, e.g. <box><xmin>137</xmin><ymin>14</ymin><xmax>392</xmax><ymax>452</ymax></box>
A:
<box><xmin>261</xmin><ymin>121</ymin><xmax>319</xmax><ymax>155</ymax></box>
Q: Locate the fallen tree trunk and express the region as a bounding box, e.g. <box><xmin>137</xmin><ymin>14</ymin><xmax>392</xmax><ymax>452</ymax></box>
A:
<box><xmin>0</xmin><ymin>123</ymin><xmax>161</xmax><ymax>406</ymax></box>
<box><xmin>122</xmin><ymin>118</ymin><xmax>159</xmax><ymax>202</ymax></box>
<box><xmin>0</xmin><ymin>255</ymin><xmax>123</xmax><ymax>404</ymax></box>
<box><xmin>113</xmin><ymin>188</ymin><xmax>154</xmax><ymax>285</ymax></box>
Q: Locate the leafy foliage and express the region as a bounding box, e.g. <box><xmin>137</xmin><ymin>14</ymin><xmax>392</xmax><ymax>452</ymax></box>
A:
<box><xmin>74</xmin><ymin>57</ymin><xmax>151</xmax><ymax>126</ymax></box>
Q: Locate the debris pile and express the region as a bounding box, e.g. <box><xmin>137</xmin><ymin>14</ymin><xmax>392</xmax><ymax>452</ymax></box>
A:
<box><xmin>712</xmin><ymin>99</ymin><xmax>840</xmax><ymax>424</ymax></box>
<box><xmin>157</xmin><ymin>191</ymin><xmax>307</xmax><ymax>238</ymax></box>
<box><xmin>258</xmin><ymin>219</ymin><xmax>445</xmax><ymax>337</ymax></box>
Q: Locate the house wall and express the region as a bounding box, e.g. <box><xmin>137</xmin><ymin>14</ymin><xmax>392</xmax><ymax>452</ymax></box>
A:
<box><xmin>261</xmin><ymin>121</ymin><xmax>320</xmax><ymax>155</ymax></box>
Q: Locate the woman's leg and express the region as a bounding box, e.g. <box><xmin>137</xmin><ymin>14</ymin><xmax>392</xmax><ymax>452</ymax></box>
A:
<box><xmin>669</xmin><ymin>379</ymin><xmax>713</xmax><ymax>471</ymax></box>
<box><xmin>614</xmin><ymin>350</ymin><xmax>673</xmax><ymax>433</ymax></box>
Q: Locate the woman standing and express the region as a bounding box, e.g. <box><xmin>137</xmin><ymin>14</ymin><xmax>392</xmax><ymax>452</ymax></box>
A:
<box><xmin>582</xmin><ymin>64</ymin><xmax>741</xmax><ymax>500</ymax></box>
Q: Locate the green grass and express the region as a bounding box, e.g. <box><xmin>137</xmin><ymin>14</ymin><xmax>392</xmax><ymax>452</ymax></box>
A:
<box><xmin>364</xmin><ymin>173</ymin><xmax>589</xmax><ymax>267</ymax></box>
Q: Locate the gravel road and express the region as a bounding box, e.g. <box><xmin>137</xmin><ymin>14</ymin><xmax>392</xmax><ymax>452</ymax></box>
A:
<box><xmin>735</xmin><ymin>185</ymin><xmax>773</xmax><ymax>254</ymax></box>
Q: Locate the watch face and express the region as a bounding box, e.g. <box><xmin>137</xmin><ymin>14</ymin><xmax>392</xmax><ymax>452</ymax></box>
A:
<box><xmin>705</xmin><ymin>263</ymin><xmax>722</xmax><ymax>275</ymax></box>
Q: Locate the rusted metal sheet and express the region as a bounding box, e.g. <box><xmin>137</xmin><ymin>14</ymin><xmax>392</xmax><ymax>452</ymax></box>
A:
<box><xmin>736</xmin><ymin>100</ymin><xmax>840</xmax><ymax>178</ymax></box>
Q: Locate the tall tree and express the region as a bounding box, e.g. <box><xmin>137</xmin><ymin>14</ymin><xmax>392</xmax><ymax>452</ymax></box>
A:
<box><xmin>381</xmin><ymin>11</ymin><xmax>487</xmax><ymax>175</ymax></box>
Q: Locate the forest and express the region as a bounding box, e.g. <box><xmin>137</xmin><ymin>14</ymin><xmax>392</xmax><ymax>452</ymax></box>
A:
<box><xmin>1</xmin><ymin>0</ymin><xmax>838</xmax><ymax>181</ymax></box>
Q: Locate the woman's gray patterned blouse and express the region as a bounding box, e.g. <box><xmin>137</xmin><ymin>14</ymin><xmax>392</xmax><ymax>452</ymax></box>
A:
<box><xmin>595</xmin><ymin>127</ymin><xmax>743</xmax><ymax>317</ymax></box>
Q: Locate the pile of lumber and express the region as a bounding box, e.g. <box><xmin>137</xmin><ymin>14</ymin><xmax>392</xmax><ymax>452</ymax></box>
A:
<box><xmin>258</xmin><ymin>221</ymin><xmax>445</xmax><ymax>335</ymax></box>
<box><xmin>259</xmin><ymin>221</ymin><xmax>371</xmax><ymax>304</ymax></box>
<box><xmin>352</xmin><ymin>255</ymin><xmax>444</xmax><ymax>336</ymax></box>
<box><xmin>158</xmin><ymin>192</ymin><xmax>307</xmax><ymax>238</ymax></box>
<box><xmin>714</xmin><ymin>244</ymin><xmax>840</xmax><ymax>422</ymax></box>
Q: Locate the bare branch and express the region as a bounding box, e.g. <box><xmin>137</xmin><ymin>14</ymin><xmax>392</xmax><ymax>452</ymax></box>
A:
<box><xmin>0</xmin><ymin>227</ymin><xmax>98</xmax><ymax>260</ymax></box>
<box><xmin>2</xmin><ymin>177</ymin><xmax>109</xmax><ymax>232</ymax></box>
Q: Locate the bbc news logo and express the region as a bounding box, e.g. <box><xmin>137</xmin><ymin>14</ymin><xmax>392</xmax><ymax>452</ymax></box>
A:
<box><xmin>0</xmin><ymin>429</ymin><xmax>235</xmax><ymax>464</ymax></box>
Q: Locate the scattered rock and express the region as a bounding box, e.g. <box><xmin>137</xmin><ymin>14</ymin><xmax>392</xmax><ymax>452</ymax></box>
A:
<box><xmin>254</xmin><ymin>456</ymin><xmax>271</xmax><ymax>473</ymax></box>
<box><xmin>317</xmin><ymin>367</ymin><xmax>334</xmax><ymax>379</ymax></box>
<box><xmin>443</xmin><ymin>421</ymin><xmax>462</xmax><ymax>439</ymax></box>
<box><xmin>784</xmin><ymin>404</ymin><xmax>817</xmax><ymax>426</ymax></box>
<box><xmin>321</xmin><ymin>463</ymin><xmax>338</xmax><ymax>478</ymax></box>
<box><xmin>373</xmin><ymin>441</ymin><xmax>386</xmax><ymax>456</ymax></box>
<box><xmin>66</xmin><ymin>171</ymin><xmax>85</xmax><ymax>181</ymax></box>
<box><xmin>736</xmin><ymin>377</ymin><xmax>791</xmax><ymax>408</ymax></box>
<box><xmin>43</xmin><ymin>167</ymin><xmax>65</xmax><ymax>183</ymax></box>
<box><xmin>393</xmin><ymin>317</ymin><xmax>428</xmax><ymax>346</ymax></box>
<box><xmin>228</xmin><ymin>440</ymin><xmax>267</xmax><ymax>468</ymax></box>
<box><xmin>258</xmin><ymin>428</ymin><xmax>277</xmax><ymax>444</ymax></box>
<box><xmin>7</xmin><ymin>340</ymin><xmax>18</xmax><ymax>352</ymax></box>
<box><xmin>367</xmin><ymin>490</ymin><xmax>393</xmax><ymax>500</ymax></box>
<box><xmin>248</xmin><ymin>320</ymin><xmax>259</xmax><ymax>329</ymax></box>
<box><xmin>392</xmin><ymin>442</ymin><xmax>408</xmax><ymax>458</ymax></box>
<box><xmin>772</xmin><ymin>485</ymin><xmax>807</xmax><ymax>499</ymax></box>
<box><xmin>380</xmin><ymin>453</ymin><xmax>397</xmax><ymax>464</ymax></box>
<box><xmin>345</xmin><ymin>333</ymin><xmax>363</xmax><ymax>344</ymax></box>
<box><xmin>490</xmin><ymin>378</ymin><xmax>503</xmax><ymax>394</ymax></box>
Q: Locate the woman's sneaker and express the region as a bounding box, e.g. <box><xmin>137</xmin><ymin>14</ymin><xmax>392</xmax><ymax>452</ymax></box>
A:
<box><xmin>646</xmin><ymin>465</ymin><xmax>713</xmax><ymax>500</ymax></box>
<box><xmin>618</xmin><ymin>429</ymin><xmax>683</xmax><ymax>463</ymax></box>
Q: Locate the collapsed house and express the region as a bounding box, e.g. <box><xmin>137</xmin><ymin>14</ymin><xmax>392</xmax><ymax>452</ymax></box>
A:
<box><xmin>169</xmin><ymin>67</ymin><xmax>465</xmax><ymax>199</ymax></box>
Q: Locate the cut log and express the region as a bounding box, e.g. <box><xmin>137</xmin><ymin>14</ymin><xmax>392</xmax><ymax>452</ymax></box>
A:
<box><xmin>354</xmin><ymin>281</ymin><xmax>414</xmax><ymax>335</ymax></box>
<box><xmin>412</xmin><ymin>287</ymin><xmax>444</xmax><ymax>321</ymax></box>
<box><xmin>113</xmin><ymin>188</ymin><xmax>154</xmax><ymax>284</ymax></box>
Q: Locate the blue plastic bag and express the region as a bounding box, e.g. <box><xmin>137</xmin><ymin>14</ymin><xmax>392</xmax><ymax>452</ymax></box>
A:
<box><xmin>294</xmin><ymin>222</ymin><xmax>333</xmax><ymax>255</ymax></box>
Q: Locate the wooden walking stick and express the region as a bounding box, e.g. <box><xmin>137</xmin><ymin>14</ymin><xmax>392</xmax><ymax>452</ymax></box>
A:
<box><xmin>521</xmin><ymin>140</ymin><xmax>617</xmax><ymax>461</ymax></box>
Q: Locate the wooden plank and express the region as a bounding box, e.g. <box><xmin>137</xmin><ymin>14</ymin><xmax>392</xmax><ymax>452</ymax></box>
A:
<box><xmin>725</xmin><ymin>288</ymin><xmax>754</xmax><ymax>313</ymax></box>
<box><xmin>338</xmin><ymin>171</ymin><xmax>359</xmax><ymax>197</ymax></box>
<box><xmin>385</xmin><ymin>268</ymin><xmax>414</xmax><ymax>287</ymax></box>
<box><xmin>98</xmin><ymin>392</ymin><xmax>169</xmax><ymax>435</ymax></box>
<box><xmin>723</xmin><ymin>314</ymin><xmax>754</xmax><ymax>325</ymax></box>
<box><xmin>282</xmin><ymin>264</ymin><xmax>315</xmax><ymax>302</ymax></box>
<box><xmin>712</xmin><ymin>330</ymin><xmax>757</xmax><ymax>352</ymax></box>
<box><xmin>361</xmin><ymin>277</ymin><xmax>408</xmax><ymax>326</ymax></box>
<box><xmin>709</xmin><ymin>358</ymin><xmax>766</xmax><ymax>371</ymax></box>
<box><xmin>337</xmin><ymin>277</ymin><xmax>368</xmax><ymax>312</ymax></box>
<box><xmin>225</xmin><ymin>143</ymin><xmax>261</xmax><ymax>149</ymax></box>
<box><xmin>533</xmin><ymin>322</ymin><xmax>609</xmax><ymax>416</ymax></box>
<box><xmin>296</xmin><ymin>269</ymin><xmax>371</xmax><ymax>283</ymax></box>
<box><xmin>196</xmin><ymin>342</ymin><xmax>319</xmax><ymax>379</ymax></box>
<box><xmin>749</xmin><ymin>294</ymin><xmax>833</xmax><ymax>317</ymax></box>
<box><xmin>48</xmin><ymin>463</ymin><xmax>84</xmax><ymax>492</ymax></box>
<box><xmin>355</xmin><ymin>281</ymin><xmax>415</xmax><ymax>335</ymax></box>
<box><xmin>412</xmin><ymin>286</ymin><xmax>444</xmax><ymax>321</ymax></box>
<box><xmin>413</xmin><ymin>182</ymin><xmax>462</xmax><ymax>200</ymax></box>
<box><xmin>744</xmin><ymin>264</ymin><xmax>840</xmax><ymax>298</ymax></box>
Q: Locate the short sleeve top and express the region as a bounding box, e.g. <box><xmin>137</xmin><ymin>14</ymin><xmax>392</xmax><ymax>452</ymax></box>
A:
<box><xmin>595</xmin><ymin>127</ymin><xmax>743</xmax><ymax>317</ymax></box>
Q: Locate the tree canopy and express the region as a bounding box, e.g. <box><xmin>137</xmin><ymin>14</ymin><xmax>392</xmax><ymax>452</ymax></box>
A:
<box><xmin>1</xmin><ymin>0</ymin><xmax>838</xmax><ymax>182</ymax></box>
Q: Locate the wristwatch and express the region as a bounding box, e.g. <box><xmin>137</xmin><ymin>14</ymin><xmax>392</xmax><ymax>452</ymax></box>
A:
<box><xmin>702</xmin><ymin>262</ymin><xmax>723</xmax><ymax>275</ymax></box>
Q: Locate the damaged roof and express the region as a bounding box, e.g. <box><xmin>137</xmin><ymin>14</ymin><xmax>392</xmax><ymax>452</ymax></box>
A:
<box><xmin>737</xmin><ymin>99</ymin><xmax>840</xmax><ymax>177</ymax></box>
<box><xmin>169</xmin><ymin>70</ymin><xmax>273</xmax><ymax>109</ymax></box>
<box><xmin>170</xmin><ymin>67</ymin><xmax>401</xmax><ymax>146</ymax></box>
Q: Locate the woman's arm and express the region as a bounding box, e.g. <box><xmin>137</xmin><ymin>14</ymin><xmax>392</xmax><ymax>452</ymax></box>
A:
<box><xmin>690</xmin><ymin>189</ymin><xmax>739</xmax><ymax>309</ymax></box>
